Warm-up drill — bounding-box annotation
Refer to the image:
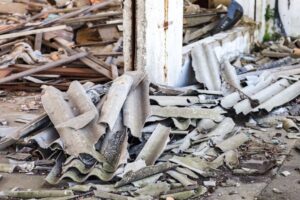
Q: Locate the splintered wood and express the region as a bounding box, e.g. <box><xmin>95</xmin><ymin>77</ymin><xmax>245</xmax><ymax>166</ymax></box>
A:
<box><xmin>0</xmin><ymin>0</ymin><xmax>124</xmax><ymax>91</ymax></box>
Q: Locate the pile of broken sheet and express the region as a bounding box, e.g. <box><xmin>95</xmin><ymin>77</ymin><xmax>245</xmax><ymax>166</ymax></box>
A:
<box><xmin>234</xmin><ymin>37</ymin><xmax>300</xmax><ymax>78</ymax></box>
<box><xmin>0</xmin><ymin>0</ymin><xmax>123</xmax><ymax>91</ymax></box>
<box><xmin>0</xmin><ymin>66</ymin><xmax>300</xmax><ymax>199</ymax></box>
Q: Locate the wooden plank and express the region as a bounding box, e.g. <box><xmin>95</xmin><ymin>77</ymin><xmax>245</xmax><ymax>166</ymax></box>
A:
<box><xmin>34</xmin><ymin>33</ymin><xmax>43</xmax><ymax>51</ymax></box>
<box><xmin>12</xmin><ymin>65</ymin><xmax>103</xmax><ymax>78</ymax></box>
<box><xmin>0</xmin><ymin>25</ymin><xmax>67</xmax><ymax>40</ymax></box>
<box><xmin>0</xmin><ymin>52</ymin><xmax>87</xmax><ymax>84</ymax></box>
<box><xmin>0</xmin><ymin>69</ymin><xmax>12</xmax><ymax>78</ymax></box>
<box><xmin>98</xmin><ymin>27</ymin><xmax>121</xmax><ymax>41</ymax></box>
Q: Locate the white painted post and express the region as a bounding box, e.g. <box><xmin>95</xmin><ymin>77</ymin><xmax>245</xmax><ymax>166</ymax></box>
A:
<box><xmin>134</xmin><ymin>0</ymin><xmax>183</xmax><ymax>86</ymax></box>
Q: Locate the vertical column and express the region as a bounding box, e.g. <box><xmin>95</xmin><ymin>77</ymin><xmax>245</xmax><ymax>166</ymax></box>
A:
<box><xmin>134</xmin><ymin>0</ymin><xmax>183</xmax><ymax>86</ymax></box>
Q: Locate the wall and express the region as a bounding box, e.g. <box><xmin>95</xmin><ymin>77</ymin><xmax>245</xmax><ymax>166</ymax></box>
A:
<box><xmin>279</xmin><ymin>0</ymin><xmax>300</xmax><ymax>37</ymax></box>
<box><xmin>237</xmin><ymin>0</ymin><xmax>300</xmax><ymax>39</ymax></box>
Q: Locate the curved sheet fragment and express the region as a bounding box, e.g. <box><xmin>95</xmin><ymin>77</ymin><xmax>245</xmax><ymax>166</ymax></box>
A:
<box><xmin>115</xmin><ymin>162</ymin><xmax>177</xmax><ymax>187</ymax></box>
<box><xmin>136</xmin><ymin>124</ymin><xmax>171</xmax><ymax>166</ymax></box>
<box><xmin>42</xmin><ymin>86</ymin><xmax>104</xmax><ymax>161</ymax></box>
<box><xmin>223</xmin><ymin>60</ymin><xmax>241</xmax><ymax>90</ymax></box>
<box><xmin>191</xmin><ymin>42</ymin><xmax>221</xmax><ymax>91</ymax></box>
<box><xmin>62</xmin><ymin>159</ymin><xmax>95</xmax><ymax>174</ymax></box>
<box><xmin>193</xmin><ymin>117</ymin><xmax>235</xmax><ymax>156</ymax></box>
<box><xmin>67</xmin><ymin>81</ymin><xmax>105</xmax><ymax>141</ymax></box>
<box><xmin>172</xmin><ymin>118</ymin><xmax>192</xmax><ymax>131</ymax></box>
<box><xmin>101</xmin><ymin>115</ymin><xmax>129</xmax><ymax>173</ymax></box>
<box><xmin>253</xmin><ymin>80</ymin><xmax>300</xmax><ymax>112</ymax></box>
<box><xmin>0</xmin><ymin>113</ymin><xmax>50</xmax><ymax>150</ymax></box>
<box><xmin>99</xmin><ymin>71</ymin><xmax>145</xmax><ymax>131</ymax></box>
<box><xmin>24</xmin><ymin>127</ymin><xmax>59</xmax><ymax>149</ymax></box>
<box><xmin>221</xmin><ymin>74</ymin><xmax>274</xmax><ymax>108</ymax></box>
<box><xmin>55</xmin><ymin>167</ymin><xmax>115</xmax><ymax>183</ymax></box>
<box><xmin>123</xmin><ymin>75</ymin><xmax>150</xmax><ymax>138</ymax></box>
<box><xmin>151</xmin><ymin>106</ymin><xmax>225</xmax><ymax>121</ymax></box>
<box><xmin>234</xmin><ymin>79</ymin><xmax>290</xmax><ymax>115</ymax></box>
<box><xmin>169</xmin><ymin>156</ymin><xmax>210</xmax><ymax>176</ymax></box>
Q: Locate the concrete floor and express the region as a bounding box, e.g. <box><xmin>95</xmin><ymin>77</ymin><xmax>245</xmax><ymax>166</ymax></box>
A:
<box><xmin>204</xmin><ymin>139</ymin><xmax>300</xmax><ymax>200</ymax></box>
<box><xmin>0</xmin><ymin>92</ymin><xmax>48</xmax><ymax>191</ymax></box>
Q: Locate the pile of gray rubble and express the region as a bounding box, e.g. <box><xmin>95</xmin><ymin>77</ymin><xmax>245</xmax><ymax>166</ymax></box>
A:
<box><xmin>0</xmin><ymin>54</ymin><xmax>300</xmax><ymax>199</ymax></box>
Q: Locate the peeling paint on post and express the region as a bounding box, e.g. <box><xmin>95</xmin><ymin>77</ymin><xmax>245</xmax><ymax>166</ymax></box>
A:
<box><xmin>134</xmin><ymin>0</ymin><xmax>183</xmax><ymax>86</ymax></box>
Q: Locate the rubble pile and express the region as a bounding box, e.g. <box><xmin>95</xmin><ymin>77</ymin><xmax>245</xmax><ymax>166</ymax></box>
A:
<box><xmin>235</xmin><ymin>37</ymin><xmax>300</xmax><ymax>77</ymax></box>
<box><xmin>0</xmin><ymin>1</ymin><xmax>299</xmax><ymax>200</ymax></box>
<box><xmin>0</xmin><ymin>61</ymin><xmax>299</xmax><ymax>199</ymax></box>
<box><xmin>0</xmin><ymin>0</ymin><xmax>123</xmax><ymax>91</ymax></box>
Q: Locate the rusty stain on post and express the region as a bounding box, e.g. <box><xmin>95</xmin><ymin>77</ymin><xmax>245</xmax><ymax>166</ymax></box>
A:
<box><xmin>163</xmin><ymin>0</ymin><xmax>169</xmax><ymax>82</ymax></box>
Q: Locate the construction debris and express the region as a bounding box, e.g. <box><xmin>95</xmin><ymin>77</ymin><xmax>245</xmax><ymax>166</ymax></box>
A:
<box><xmin>0</xmin><ymin>1</ymin><xmax>299</xmax><ymax>200</ymax></box>
<box><xmin>0</xmin><ymin>0</ymin><xmax>123</xmax><ymax>92</ymax></box>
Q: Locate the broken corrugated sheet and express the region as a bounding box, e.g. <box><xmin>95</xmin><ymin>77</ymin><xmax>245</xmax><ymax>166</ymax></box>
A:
<box><xmin>187</xmin><ymin>27</ymin><xmax>253</xmax><ymax>91</ymax></box>
<box><xmin>150</xmin><ymin>105</ymin><xmax>225</xmax><ymax>121</ymax></box>
<box><xmin>123</xmin><ymin>75</ymin><xmax>150</xmax><ymax>138</ymax></box>
<box><xmin>1</xmin><ymin>1</ymin><xmax>300</xmax><ymax>199</ymax></box>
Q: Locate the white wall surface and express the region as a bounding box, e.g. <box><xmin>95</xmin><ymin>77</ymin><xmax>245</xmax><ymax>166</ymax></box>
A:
<box><xmin>237</xmin><ymin>0</ymin><xmax>300</xmax><ymax>39</ymax></box>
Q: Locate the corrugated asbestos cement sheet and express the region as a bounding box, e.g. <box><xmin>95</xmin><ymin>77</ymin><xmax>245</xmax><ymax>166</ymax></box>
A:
<box><xmin>181</xmin><ymin>27</ymin><xmax>254</xmax><ymax>90</ymax></box>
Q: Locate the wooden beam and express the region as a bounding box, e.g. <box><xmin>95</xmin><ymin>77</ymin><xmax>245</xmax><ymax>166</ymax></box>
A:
<box><xmin>0</xmin><ymin>52</ymin><xmax>87</xmax><ymax>84</ymax></box>
<box><xmin>34</xmin><ymin>33</ymin><xmax>43</xmax><ymax>51</ymax></box>
<box><xmin>0</xmin><ymin>25</ymin><xmax>67</xmax><ymax>40</ymax></box>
